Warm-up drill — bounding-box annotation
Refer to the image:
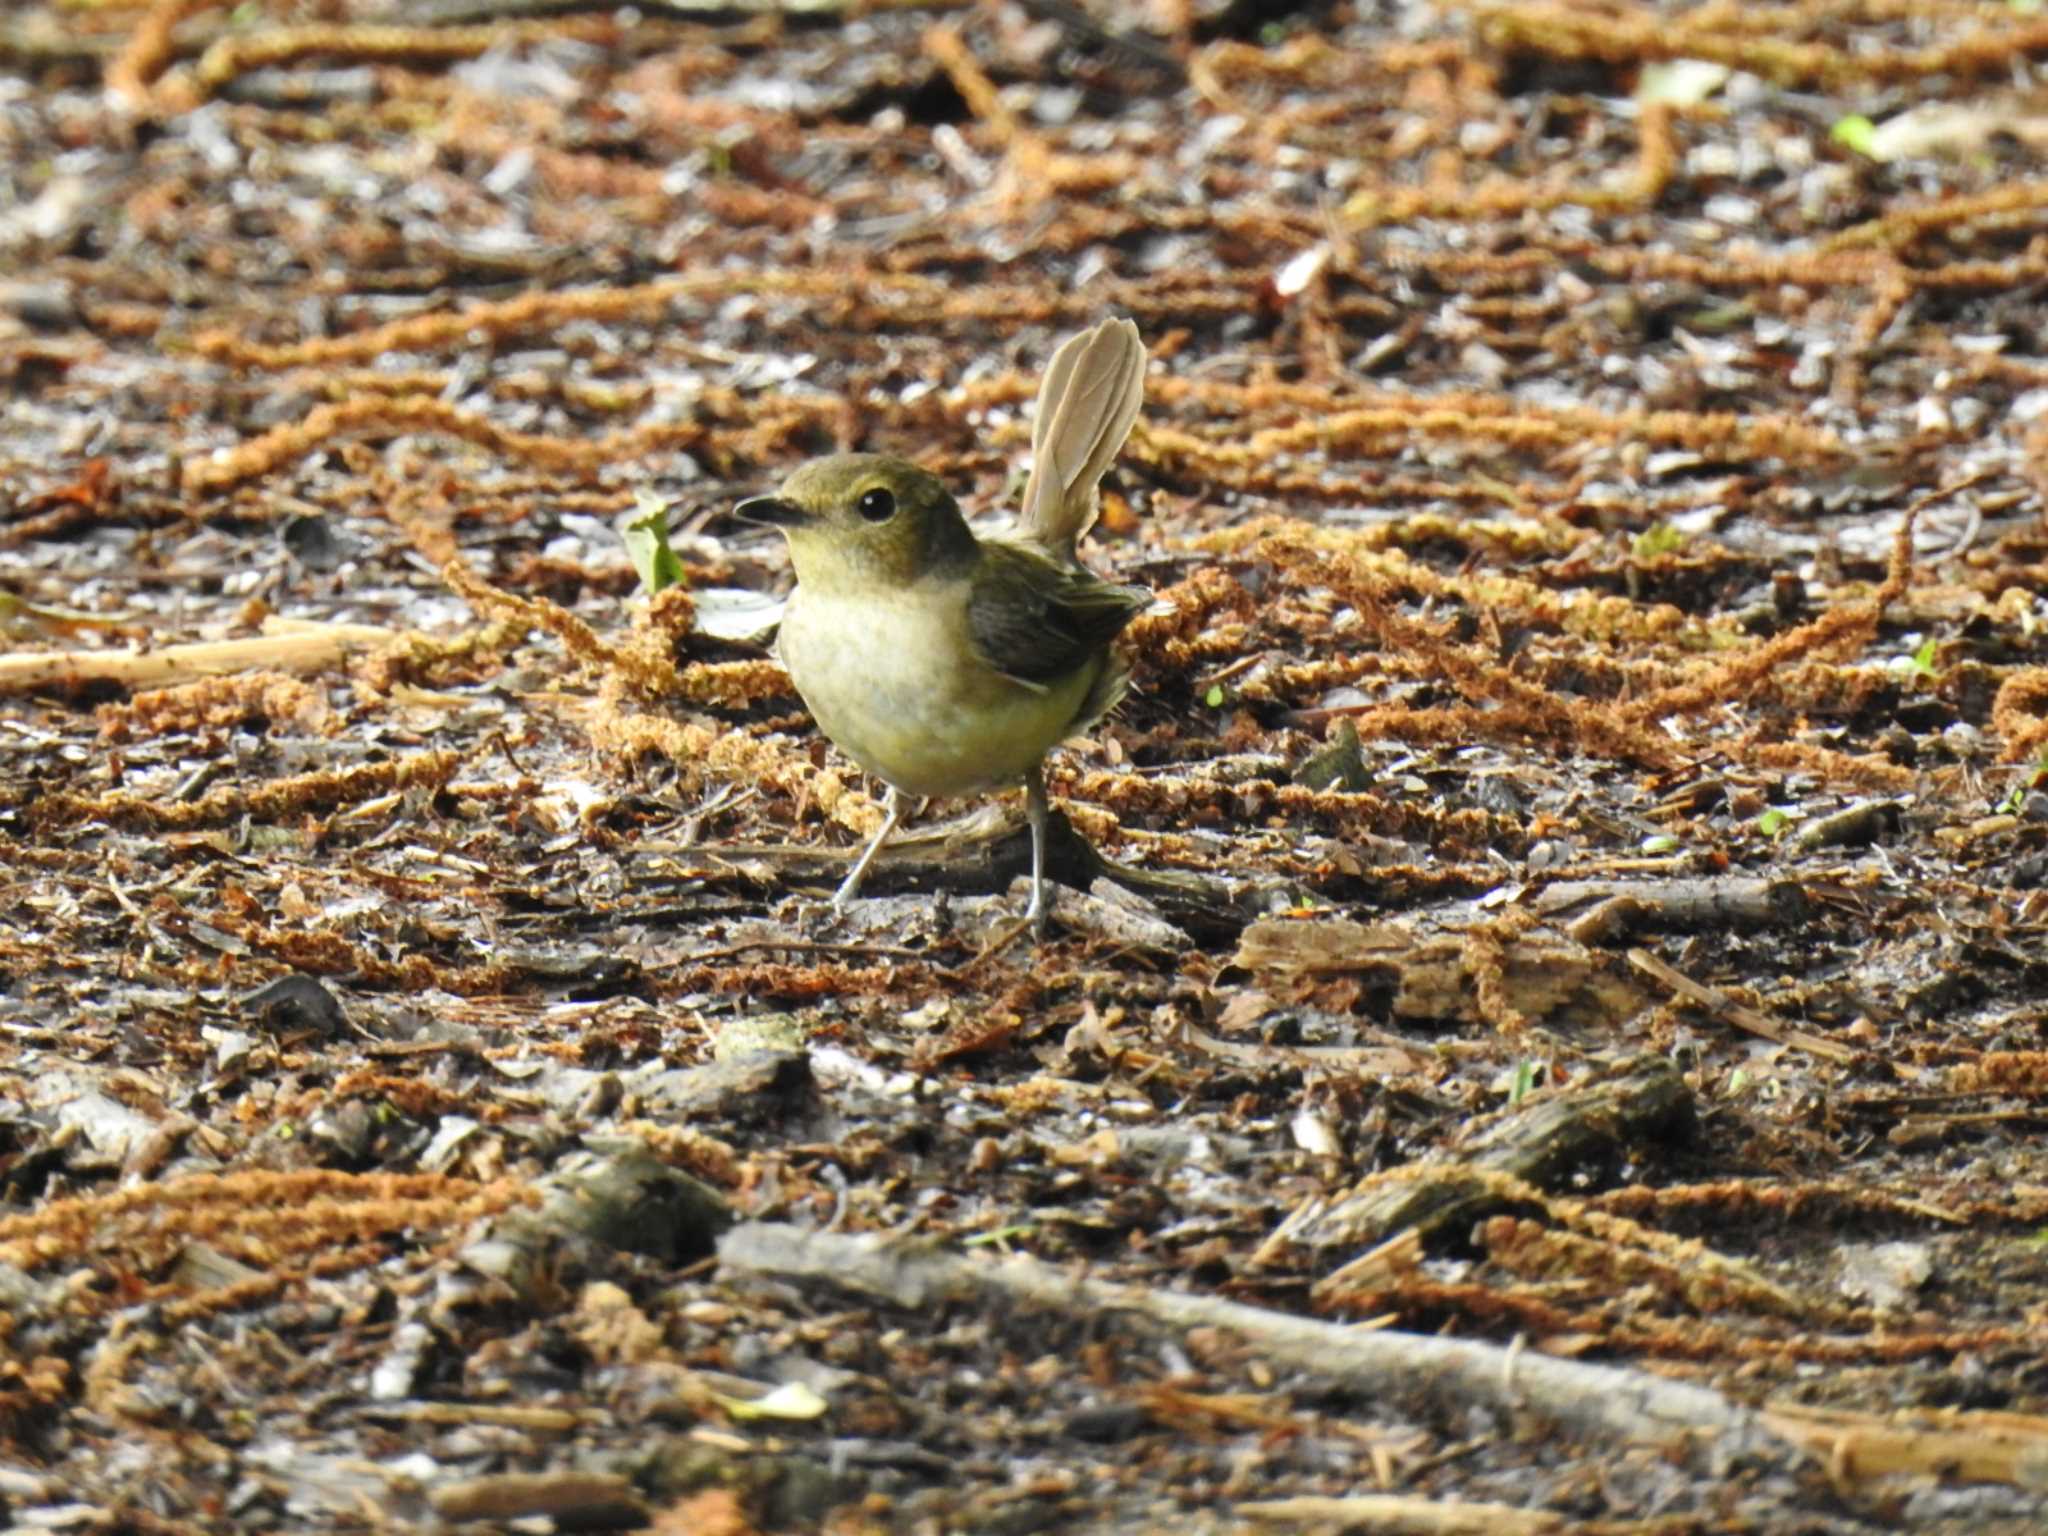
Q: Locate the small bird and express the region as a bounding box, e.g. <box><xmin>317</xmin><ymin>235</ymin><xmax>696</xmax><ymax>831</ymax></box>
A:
<box><xmin>735</xmin><ymin>317</ymin><xmax>1151</xmax><ymax>934</ymax></box>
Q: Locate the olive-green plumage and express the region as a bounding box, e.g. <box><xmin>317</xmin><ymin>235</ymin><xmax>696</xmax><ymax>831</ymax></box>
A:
<box><xmin>757</xmin><ymin>454</ymin><xmax>1145</xmax><ymax>799</ymax></box>
<box><xmin>736</xmin><ymin>318</ymin><xmax>1151</xmax><ymax>932</ymax></box>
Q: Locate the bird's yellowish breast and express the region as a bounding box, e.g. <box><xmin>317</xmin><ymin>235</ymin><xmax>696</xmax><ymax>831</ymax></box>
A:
<box><xmin>776</xmin><ymin>578</ymin><xmax>1098</xmax><ymax>799</ymax></box>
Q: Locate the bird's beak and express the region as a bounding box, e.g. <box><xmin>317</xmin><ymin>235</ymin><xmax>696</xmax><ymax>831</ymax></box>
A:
<box><xmin>734</xmin><ymin>494</ymin><xmax>806</xmax><ymax>528</ymax></box>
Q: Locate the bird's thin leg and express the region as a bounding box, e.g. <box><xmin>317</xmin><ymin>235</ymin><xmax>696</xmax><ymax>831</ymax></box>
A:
<box><xmin>1022</xmin><ymin>763</ymin><xmax>1051</xmax><ymax>936</ymax></box>
<box><xmin>834</xmin><ymin>785</ymin><xmax>902</xmax><ymax>908</ymax></box>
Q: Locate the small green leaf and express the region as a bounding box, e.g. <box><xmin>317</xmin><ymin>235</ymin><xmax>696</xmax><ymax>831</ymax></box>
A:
<box><xmin>1887</xmin><ymin>635</ymin><xmax>1940</xmax><ymax>679</ymax></box>
<box><xmin>1633</xmin><ymin>521</ymin><xmax>1684</xmax><ymax>558</ymax></box>
<box><xmin>1205</xmin><ymin>684</ymin><xmax>1225</xmax><ymax>708</ymax></box>
<box><xmin>1641</xmin><ymin>833</ymin><xmax>1681</xmax><ymax>855</ymax></box>
<box><xmin>622</xmin><ymin>490</ymin><xmax>686</xmax><ymax>595</ymax></box>
<box><xmin>1831</xmin><ymin>115</ymin><xmax>1878</xmax><ymax>157</ymax></box>
<box><xmin>1683</xmin><ymin>300</ymin><xmax>1753</xmax><ymax>335</ymax></box>
<box><xmin>1756</xmin><ymin>807</ymin><xmax>1791</xmax><ymax>837</ymax></box>
<box><xmin>2000</xmin><ymin>755</ymin><xmax>2046</xmax><ymax>811</ymax></box>
<box><xmin>1509</xmin><ymin>1059</ymin><xmax>1539</xmax><ymax>1106</ymax></box>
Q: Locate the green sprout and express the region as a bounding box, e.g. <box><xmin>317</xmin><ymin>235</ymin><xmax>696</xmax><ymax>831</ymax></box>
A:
<box><xmin>1887</xmin><ymin>634</ymin><xmax>1939</xmax><ymax>680</ymax></box>
<box><xmin>1830</xmin><ymin>115</ymin><xmax>1878</xmax><ymax>157</ymax></box>
<box><xmin>1508</xmin><ymin>1059</ymin><xmax>1539</xmax><ymax>1106</ymax></box>
<box><xmin>1632</xmin><ymin>521</ymin><xmax>1685</xmax><ymax>558</ymax></box>
<box><xmin>622</xmin><ymin>489</ymin><xmax>686</xmax><ymax>596</ymax></box>
<box><xmin>1998</xmin><ymin>752</ymin><xmax>2048</xmax><ymax>813</ymax></box>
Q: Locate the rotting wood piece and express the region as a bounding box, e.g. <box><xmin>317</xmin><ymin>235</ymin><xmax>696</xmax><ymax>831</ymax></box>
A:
<box><xmin>1761</xmin><ymin>1402</ymin><xmax>2048</xmax><ymax>1495</ymax></box>
<box><xmin>1264</xmin><ymin>1056</ymin><xmax>1694</xmax><ymax>1253</ymax></box>
<box><xmin>428</xmin><ymin>1471</ymin><xmax>646</xmax><ymax>1527</ymax></box>
<box><xmin>1532</xmin><ymin>874</ymin><xmax>1809</xmax><ymax>944</ymax></box>
<box><xmin>1233</xmin><ymin>912</ymin><xmax>1649</xmax><ymax>1031</ymax></box>
<box><xmin>459</xmin><ymin>1147</ymin><xmax>733</xmax><ymax>1305</ymax></box>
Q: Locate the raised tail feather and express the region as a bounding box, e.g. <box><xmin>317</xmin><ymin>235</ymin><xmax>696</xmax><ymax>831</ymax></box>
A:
<box><xmin>1016</xmin><ymin>317</ymin><xmax>1147</xmax><ymax>563</ymax></box>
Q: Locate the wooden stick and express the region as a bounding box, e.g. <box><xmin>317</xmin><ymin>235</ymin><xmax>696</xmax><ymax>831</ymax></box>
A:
<box><xmin>1236</xmin><ymin>1494</ymin><xmax>1564</xmax><ymax>1534</ymax></box>
<box><xmin>1627</xmin><ymin>947</ymin><xmax>1857</xmax><ymax>1064</ymax></box>
<box><xmin>0</xmin><ymin>617</ymin><xmax>393</xmax><ymax>693</ymax></box>
<box><xmin>720</xmin><ymin>1221</ymin><xmax>1784</xmax><ymax>1462</ymax></box>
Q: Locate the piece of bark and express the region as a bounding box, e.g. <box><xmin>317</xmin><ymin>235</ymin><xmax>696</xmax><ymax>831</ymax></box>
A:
<box><xmin>239</xmin><ymin>974</ymin><xmax>352</xmax><ymax>1038</ymax></box>
<box><xmin>620</xmin><ymin>1048</ymin><xmax>813</xmax><ymax>1120</ymax></box>
<box><xmin>1532</xmin><ymin>875</ymin><xmax>1808</xmax><ymax>943</ymax></box>
<box><xmin>459</xmin><ymin>1147</ymin><xmax>732</xmax><ymax>1302</ymax></box>
<box><xmin>1788</xmin><ymin>798</ymin><xmax>1901</xmax><ymax>854</ymax></box>
<box><xmin>1004</xmin><ymin>875</ymin><xmax>1191</xmax><ymax>950</ymax></box>
<box><xmin>1760</xmin><ymin>1402</ymin><xmax>2048</xmax><ymax>1494</ymax></box>
<box><xmin>1234</xmin><ymin>914</ymin><xmax>1648</xmax><ymax>1031</ymax></box>
<box><xmin>719</xmin><ymin>1221</ymin><xmax>1782</xmax><ymax>1465</ymax></box>
<box><xmin>430</xmin><ymin>1471</ymin><xmax>645</xmax><ymax>1526</ymax></box>
<box><xmin>1267</xmin><ymin>1057</ymin><xmax>1694</xmax><ymax>1252</ymax></box>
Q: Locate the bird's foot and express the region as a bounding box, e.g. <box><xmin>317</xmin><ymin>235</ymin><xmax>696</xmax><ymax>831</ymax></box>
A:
<box><xmin>787</xmin><ymin>896</ymin><xmax>852</xmax><ymax>940</ymax></box>
<box><xmin>1020</xmin><ymin>882</ymin><xmax>1055</xmax><ymax>941</ymax></box>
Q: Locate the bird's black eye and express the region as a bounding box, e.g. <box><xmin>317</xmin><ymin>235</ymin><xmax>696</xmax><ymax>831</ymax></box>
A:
<box><xmin>856</xmin><ymin>487</ymin><xmax>896</xmax><ymax>523</ymax></box>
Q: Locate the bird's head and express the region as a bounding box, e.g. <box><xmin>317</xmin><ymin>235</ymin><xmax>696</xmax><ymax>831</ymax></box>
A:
<box><xmin>735</xmin><ymin>454</ymin><xmax>977</xmax><ymax>594</ymax></box>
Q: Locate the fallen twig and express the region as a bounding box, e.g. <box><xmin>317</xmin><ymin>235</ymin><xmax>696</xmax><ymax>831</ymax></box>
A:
<box><xmin>1762</xmin><ymin>1402</ymin><xmax>2048</xmax><ymax>1496</ymax></box>
<box><xmin>1627</xmin><ymin>947</ymin><xmax>1856</xmax><ymax>1063</ymax></box>
<box><xmin>0</xmin><ymin>616</ymin><xmax>393</xmax><ymax>693</ymax></box>
<box><xmin>1533</xmin><ymin>875</ymin><xmax>1808</xmax><ymax>945</ymax></box>
<box><xmin>719</xmin><ymin>1220</ymin><xmax>1786</xmax><ymax>1463</ymax></box>
<box><xmin>1237</xmin><ymin>1493</ymin><xmax>1564</xmax><ymax>1533</ymax></box>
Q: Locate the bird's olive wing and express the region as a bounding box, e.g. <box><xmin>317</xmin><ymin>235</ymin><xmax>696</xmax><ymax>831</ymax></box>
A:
<box><xmin>966</xmin><ymin>541</ymin><xmax>1149</xmax><ymax>688</ymax></box>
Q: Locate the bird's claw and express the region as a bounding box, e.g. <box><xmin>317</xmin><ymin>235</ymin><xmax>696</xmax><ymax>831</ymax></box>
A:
<box><xmin>791</xmin><ymin>897</ymin><xmax>851</xmax><ymax>939</ymax></box>
<box><xmin>1021</xmin><ymin>887</ymin><xmax>1051</xmax><ymax>940</ymax></box>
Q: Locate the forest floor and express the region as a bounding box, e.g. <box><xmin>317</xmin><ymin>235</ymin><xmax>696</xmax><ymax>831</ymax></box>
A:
<box><xmin>4</xmin><ymin>1</ymin><xmax>2048</xmax><ymax>1531</ymax></box>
